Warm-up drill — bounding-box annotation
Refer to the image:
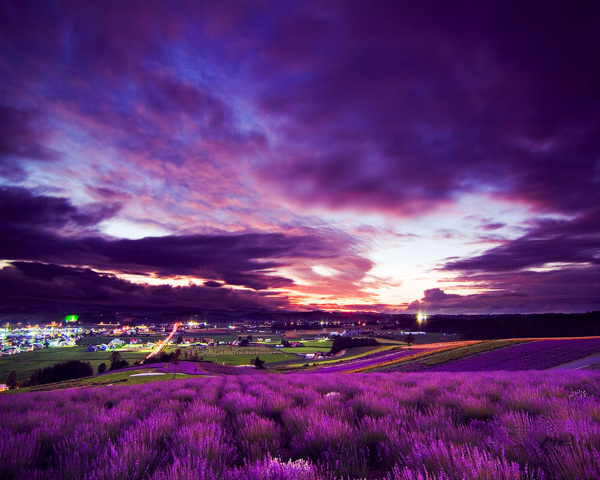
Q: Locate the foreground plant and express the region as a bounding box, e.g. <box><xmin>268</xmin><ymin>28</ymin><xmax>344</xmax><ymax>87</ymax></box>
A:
<box><xmin>1</xmin><ymin>371</ymin><xmax>599</xmax><ymax>479</ymax></box>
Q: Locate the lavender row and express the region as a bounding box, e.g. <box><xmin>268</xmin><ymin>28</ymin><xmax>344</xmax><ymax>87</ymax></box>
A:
<box><xmin>428</xmin><ymin>338</ymin><xmax>600</xmax><ymax>372</ymax></box>
<box><xmin>1</xmin><ymin>371</ymin><xmax>599</xmax><ymax>479</ymax></box>
<box><xmin>318</xmin><ymin>349</ymin><xmax>428</xmax><ymax>373</ymax></box>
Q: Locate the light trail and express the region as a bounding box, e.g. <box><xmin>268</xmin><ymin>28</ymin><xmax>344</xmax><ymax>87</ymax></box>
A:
<box><xmin>142</xmin><ymin>322</ymin><xmax>180</xmax><ymax>363</ymax></box>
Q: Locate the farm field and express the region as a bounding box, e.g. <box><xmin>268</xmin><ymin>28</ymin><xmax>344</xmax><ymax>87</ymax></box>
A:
<box><xmin>425</xmin><ymin>338</ymin><xmax>600</xmax><ymax>372</ymax></box>
<box><xmin>0</xmin><ymin>345</ymin><xmax>150</xmax><ymax>382</ymax></box>
<box><xmin>1</xmin><ymin>371</ymin><xmax>599</xmax><ymax>479</ymax></box>
<box><xmin>1</xmin><ymin>333</ymin><xmax>388</xmax><ymax>384</ymax></box>
<box><xmin>355</xmin><ymin>338</ymin><xmax>600</xmax><ymax>373</ymax></box>
<box><xmin>8</xmin><ymin>369</ymin><xmax>198</xmax><ymax>393</ymax></box>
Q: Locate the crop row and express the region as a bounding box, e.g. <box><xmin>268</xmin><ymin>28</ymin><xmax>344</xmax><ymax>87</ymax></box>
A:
<box><xmin>2</xmin><ymin>371</ymin><xmax>600</xmax><ymax>479</ymax></box>
<box><xmin>419</xmin><ymin>339</ymin><xmax>530</xmax><ymax>366</ymax></box>
<box><xmin>345</xmin><ymin>345</ymin><xmax>464</xmax><ymax>373</ymax></box>
<box><xmin>427</xmin><ymin>338</ymin><xmax>600</xmax><ymax>372</ymax></box>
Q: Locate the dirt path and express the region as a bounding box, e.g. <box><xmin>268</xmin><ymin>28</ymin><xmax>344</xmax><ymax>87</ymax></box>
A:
<box><xmin>552</xmin><ymin>353</ymin><xmax>600</xmax><ymax>370</ymax></box>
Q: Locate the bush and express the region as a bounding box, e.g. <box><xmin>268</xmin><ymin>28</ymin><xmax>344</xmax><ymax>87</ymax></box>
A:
<box><xmin>330</xmin><ymin>336</ymin><xmax>379</xmax><ymax>354</ymax></box>
<box><xmin>6</xmin><ymin>370</ymin><xmax>18</xmax><ymax>390</ymax></box>
<box><xmin>108</xmin><ymin>359</ymin><xmax>130</xmax><ymax>371</ymax></box>
<box><xmin>109</xmin><ymin>351</ymin><xmax>130</xmax><ymax>371</ymax></box>
<box><xmin>27</xmin><ymin>360</ymin><xmax>93</xmax><ymax>386</ymax></box>
<box><xmin>97</xmin><ymin>363</ymin><xmax>107</xmax><ymax>374</ymax></box>
<box><xmin>251</xmin><ymin>356</ymin><xmax>265</xmax><ymax>369</ymax></box>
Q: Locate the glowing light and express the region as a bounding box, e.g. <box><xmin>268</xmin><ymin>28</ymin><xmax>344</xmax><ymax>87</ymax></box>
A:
<box><xmin>417</xmin><ymin>311</ymin><xmax>427</xmax><ymax>323</ymax></box>
<box><xmin>65</xmin><ymin>315</ymin><xmax>78</xmax><ymax>323</ymax></box>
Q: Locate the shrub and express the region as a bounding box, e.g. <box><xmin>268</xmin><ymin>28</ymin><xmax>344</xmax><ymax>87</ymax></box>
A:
<box><xmin>330</xmin><ymin>336</ymin><xmax>379</xmax><ymax>354</ymax></box>
<box><xmin>27</xmin><ymin>360</ymin><xmax>93</xmax><ymax>386</ymax></box>
<box><xmin>6</xmin><ymin>370</ymin><xmax>18</xmax><ymax>390</ymax></box>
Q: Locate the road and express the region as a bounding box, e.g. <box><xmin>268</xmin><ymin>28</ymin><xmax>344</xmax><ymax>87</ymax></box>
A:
<box><xmin>552</xmin><ymin>353</ymin><xmax>600</xmax><ymax>370</ymax></box>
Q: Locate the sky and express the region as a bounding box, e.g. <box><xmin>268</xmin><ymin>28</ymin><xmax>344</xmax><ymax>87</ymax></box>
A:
<box><xmin>0</xmin><ymin>1</ymin><xmax>599</xmax><ymax>315</ymax></box>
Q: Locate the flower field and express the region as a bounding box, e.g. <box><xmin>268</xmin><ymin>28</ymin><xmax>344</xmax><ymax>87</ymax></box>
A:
<box><xmin>427</xmin><ymin>338</ymin><xmax>600</xmax><ymax>372</ymax></box>
<box><xmin>2</xmin><ymin>371</ymin><xmax>600</xmax><ymax>479</ymax></box>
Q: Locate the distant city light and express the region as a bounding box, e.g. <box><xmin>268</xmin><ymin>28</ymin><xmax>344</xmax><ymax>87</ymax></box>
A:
<box><xmin>65</xmin><ymin>315</ymin><xmax>79</xmax><ymax>323</ymax></box>
<box><xmin>143</xmin><ymin>322</ymin><xmax>180</xmax><ymax>362</ymax></box>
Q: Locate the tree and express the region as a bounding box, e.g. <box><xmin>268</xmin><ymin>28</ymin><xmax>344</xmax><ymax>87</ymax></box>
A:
<box><xmin>97</xmin><ymin>363</ymin><xmax>107</xmax><ymax>374</ymax></box>
<box><xmin>6</xmin><ymin>370</ymin><xmax>18</xmax><ymax>390</ymax></box>
<box><xmin>109</xmin><ymin>351</ymin><xmax>122</xmax><ymax>366</ymax></box>
<box><xmin>238</xmin><ymin>338</ymin><xmax>249</xmax><ymax>347</ymax></box>
<box><xmin>172</xmin><ymin>348</ymin><xmax>182</xmax><ymax>378</ymax></box>
<box><xmin>176</xmin><ymin>335</ymin><xmax>183</xmax><ymax>344</ymax></box>
<box><xmin>330</xmin><ymin>336</ymin><xmax>379</xmax><ymax>355</ymax></box>
<box><xmin>246</xmin><ymin>335</ymin><xmax>253</xmax><ymax>342</ymax></box>
<box><xmin>26</xmin><ymin>361</ymin><xmax>93</xmax><ymax>386</ymax></box>
<box><xmin>404</xmin><ymin>332</ymin><xmax>415</xmax><ymax>350</ymax></box>
<box><xmin>109</xmin><ymin>351</ymin><xmax>129</xmax><ymax>371</ymax></box>
<box><xmin>251</xmin><ymin>356</ymin><xmax>265</xmax><ymax>369</ymax></box>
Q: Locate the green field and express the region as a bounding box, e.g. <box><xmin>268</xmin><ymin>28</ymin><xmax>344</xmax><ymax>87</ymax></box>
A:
<box><xmin>76</xmin><ymin>334</ymin><xmax>167</xmax><ymax>345</ymax></box>
<box><xmin>279</xmin><ymin>340</ymin><xmax>333</xmax><ymax>354</ymax></box>
<box><xmin>201</xmin><ymin>353</ymin><xmax>297</xmax><ymax>365</ymax></box>
<box><xmin>0</xmin><ymin>332</ymin><xmax>417</xmax><ymax>385</ymax></box>
<box><xmin>0</xmin><ymin>346</ymin><xmax>149</xmax><ymax>383</ymax></box>
<box><xmin>5</xmin><ymin>368</ymin><xmax>197</xmax><ymax>394</ymax></box>
<box><xmin>163</xmin><ymin>345</ymin><xmax>298</xmax><ymax>366</ymax></box>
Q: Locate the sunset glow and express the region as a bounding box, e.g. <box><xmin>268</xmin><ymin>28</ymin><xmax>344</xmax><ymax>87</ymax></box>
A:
<box><xmin>0</xmin><ymin>2</ymin><xmax>598</xmax><ymax>315</ymax></box>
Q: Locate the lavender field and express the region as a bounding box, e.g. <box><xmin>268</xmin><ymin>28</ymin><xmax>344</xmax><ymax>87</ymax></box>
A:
<box><xmin>2</xmin><ymin>372</ymin><xmax>600</xmax><ymax>480</ymax></box>
<box><xmin>427</xmin><ymin>338</ymin><xmax>600</xmax><ymax>372</ymax></box>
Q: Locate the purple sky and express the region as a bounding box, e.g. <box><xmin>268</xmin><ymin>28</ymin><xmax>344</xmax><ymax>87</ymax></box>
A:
<box><xmin>1</xmin><ymin>1</ymin><xmax>599</xmax><ymax>314</ymax></box>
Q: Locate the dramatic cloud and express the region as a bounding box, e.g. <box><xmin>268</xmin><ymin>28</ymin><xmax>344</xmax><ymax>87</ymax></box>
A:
<box><xmin>0</xmin><ymin>104</ymin><xmax>57</xmax><ymax>180</ymax></box>
<box><xmin>255</xmin><ymin>2</ymin><xmax>600</xmax><ymax>217</ymax></box>
<box><xmin>0</xmin><ymin>262</ymin><xmax>289</xmax><ymax>311</ymax></box>
<box><xmin>0</xmin><ymin>187</ymin><xmax>371</xmax><ymax>294</ymax></box>
<box><xmin>0</xmin><ymin>2</ymin><xmax>598</xmax><ymax>313</ymax></box>
<box><xmin>406</xmin><ymin>210</ymin><xmax>600</xmax><ymax>313</ymax></box>
<box><xmin>443</xmin><ymin>211</ymin><xmax>600</xmax><ymax>273</ymax></box>
<box><xmin>410</xmin><ymin>264</ymin><xmax>600</xmax><ymax>314</ymax></box>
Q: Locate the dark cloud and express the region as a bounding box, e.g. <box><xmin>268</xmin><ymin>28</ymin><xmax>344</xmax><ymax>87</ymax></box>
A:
<box><xmin>423</xmin><ymin>288</ymin><xmax>459</xmax><ymax>302</ymax></box>
<box><xmin>0</xmin><ymin>104</ymin><xmax>57</xmax><ymax>180</ymax></box>
<box><xmin>3</xmin><ymin>2</ymin><xmax>598</xmax><ymax>216</ymax></box>
<box><xmin>481</xmin><ymin>223</ymin><xmax>505</xmax><ymax>231</ymax></box>
<box><xmin>429</xmin><ymin>210</ymin><xmax>600</xmax><ymax>312</ymax></box>
<box><xmin>443</xmin><ymin>210</ymin><xmax>600</xmax><ymax>273</ymax></box>
<box><xmin>0</xmin><ymin>262</ymin><xmax>289</xmax><ymax>311</ymax></box>
<box><xmin>0</xmin><ymin>187</ymin><xmax>369</xmax><ymax>292</ymax></box>
<box><xmin>410</xmin><ymin>265</ymin><xmax>600</xmax><ymax>314</ymax></box>
<box><xmin>2</xmin><ymin>2</ymin><xmax>599</xmax><ymax>314</ymax></box>
<box><xmin>0</xmin><ymin>1</ymin><xmax>266</xmax><ymax>178</ymax></box>
<box><xmin>253</xmin><ymin>2</ymin><xmax>600</xmax><ymax>217</ymax></box>
<box><xmin>0</xmin><ymin>186</ymin><xmax>120</xmax><ymax>230</ymax></box>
